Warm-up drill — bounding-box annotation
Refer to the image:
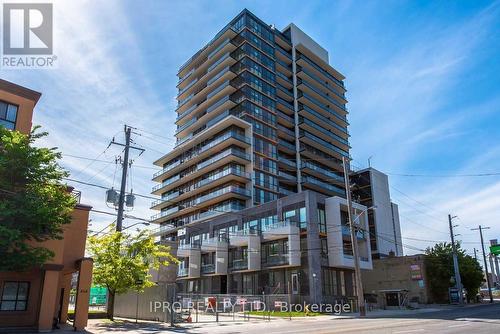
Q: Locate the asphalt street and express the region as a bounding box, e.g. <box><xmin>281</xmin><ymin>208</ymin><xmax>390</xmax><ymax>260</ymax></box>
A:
<box><xmin>72</xmin><ymin>303</ymin><xmax>500</xmax><ymax>334</ymax></box>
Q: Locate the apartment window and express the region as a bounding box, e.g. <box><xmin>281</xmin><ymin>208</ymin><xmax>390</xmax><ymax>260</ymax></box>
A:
<box><xmin>0</xmin><ymin>281</ymin><xmax>29</xmax><ymax>311</ymax></box>
<box><xmin>0</xmin><ymin>101</ymin><xmax>18</xmax><ymax>130</ymax></box>
<box><xmin>254</xmin><ymin>188</ymin><xmax>277</xmax><ymax>204</ymax></box>
<box><xmin>318</xmin><ymin>205</ymin><xmax>326</xmax><ymax>234</ymax></box>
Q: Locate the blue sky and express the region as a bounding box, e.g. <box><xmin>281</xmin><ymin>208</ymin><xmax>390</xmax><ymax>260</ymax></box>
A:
<box><xmin>2</xmin><ymin>0</ymin><xmax>500</xmax><ymax>261</ymax></box>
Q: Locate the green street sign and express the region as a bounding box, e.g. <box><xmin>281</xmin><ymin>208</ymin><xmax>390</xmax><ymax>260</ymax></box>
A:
<box><xmin>490</xmin><ymin>244</ymin><xmax>500</xmax><ymax>255</ymax></box>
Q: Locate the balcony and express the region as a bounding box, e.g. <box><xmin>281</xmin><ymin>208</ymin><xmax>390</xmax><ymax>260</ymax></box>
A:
<box><xmin>298</xmin><ymin>103</ymin><xmax>348</xmax><ymax>136</ymax></box>
<box><xmin>301</xmin><ymin>161</ymin><xmax>344</xmax><ymax>184</ymax></box>
<box><xmin>299</xmin><ymin>130</ymin><xmax>349</xmax><ymax>159</ymax></box>
<box><xmin>296</xmin><ymin>54</ymin><xmax>345</xmax><ymax>90</ymax></box>
<box><xmin>278</xmin><ymin>171</ymin><xmax>297</xmax><ymax>183</ymax></box>
<box><xmin>154</xmin><ymin>130</ymin><xmax>250</xmax><ymax>183</ymax></box>
<box><xmin>262</xmin><ymin>221</ymin><xmax>301</xmax><ymax>267</ymax></box>
<box><xmin>231</xmin><ymin>259</ymin><xmax>248</xmax><ymax>271</ymax></box>
<box><xmin>276</xmin><ymin>83</ymin><xmax>294</xmax><ymax>100</ymax></box>
<box><xmin>201</xmin><ymin>264</ymin><xmax>215</xmax><ymax>274</ymax></box>
<box><xmin>302</xmin><ymin>176</ymin><xmax>346</xmax><ymax>197</ymax></box>
<box><xmin>263</xmin><ymin>254</ymin><xmax>289</xmax><ymax>267</ymax></box>
<box><xmin>298</xmin><ymin>79</ymin><xmax>347</xmax><ymax>113</ymax></box>
<box><xmin>299</xmin><ymin>117</ymin><xmax>349</xmax><ymax>150</ymax></box>
<box><xmin>178</xmin><ymin>26</ymin><xmax>237</xmax><ymax>80</ymax></box>
<box><xmin>278</xmin><ymin>139</ymin><xmax>296</xmax><ymax>155</ymax></box>
<box><xmin>298</xmin><ymin>92</ymin><xmax>347</xmax><ymax>124</ymax></box>
<box><xmin>178</xmin><ymin>268</ymin><xmax>188</xmax><ymax>277</ymax></box>
<box><xmin>152</xmin><ymin>168</ymin><xmax>250</xmax><ymax>210</ymax></box>
<box><xmin>297</xmin><ymin>66</ymin><xmax>346</xmax><ymax>102</ymax></box>
<box><xmin>276</xmin><ymin>71</ymin><xmax>293</xmax><ymax>89</ymax></box>
<box><xmin>277</xmin><ymin>97</ymin><xmax>294</xmax><ymax>115</ymax></box>
<box><xmin>278</xmin><ymin>157</ymin><xmax>296</xmax><ymax>168</ymax></box>
<box><xmin>277</xmin><ymin>124</ymin><xmax>295</xmax><ymax>141</ymax></box>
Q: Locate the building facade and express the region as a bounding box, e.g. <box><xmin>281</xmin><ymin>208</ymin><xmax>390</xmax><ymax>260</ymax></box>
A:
<box><xmin>351</xmin><ymin>168</ymin><xmax>403</xmax><ymax>258</ymax></box>
<box><xmin>170</xmin><ymin>191</ymin><xmax>372</xmax><ymax>305</ymax></box>
<box><xmin>150</xmin><ymin>9</ymin><xmax>403</xmax><ymax>305</ymax></box>
<box><xmin>151</xmin><ymin>9</ymin><xmax>349</xmax><ymax>234</ymax></box>
<box><xmin>0</xmin><ymin>80</ymin><xmax>93</xmax><ymax>331</ymax></box>
<box><xmin>362</xmin><ymin>254</ymin><xmax>431</xmax><ymax>308</ymax></box>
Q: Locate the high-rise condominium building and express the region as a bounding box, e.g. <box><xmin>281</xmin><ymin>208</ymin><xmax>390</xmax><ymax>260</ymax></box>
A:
<box><xmin>152</xmin><ymin>9</ymin><xmax>348</xmax><ymax>234</ymax></box>
<box><xmin>149</xmin><ymin>9</ymin><xmax>400</xmax><ymax>303</ymax></box>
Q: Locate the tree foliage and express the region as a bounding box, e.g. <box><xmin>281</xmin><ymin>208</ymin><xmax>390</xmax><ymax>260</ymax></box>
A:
<box><xmin>0</xmin><ymin>126</ymin><xmax>75</xmax><ymax>271</ymax></box>
<box><xmin>425</xmin><ymin>242</ymin><xmax>483</xmax><ymax>303</ymax></box>
<box><xmin>87</xmin><ymin>226</ymin><xmax>178</xmax><ymax>319</ymax></box>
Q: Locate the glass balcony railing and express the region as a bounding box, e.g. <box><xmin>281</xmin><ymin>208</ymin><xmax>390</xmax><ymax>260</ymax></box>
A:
<box><xmin>302</xmin><ymin>176</ymin><xmax>346</xmax><ymax>196</ymax></box>
<box><xmin>299</xmin><ymin>92</ymin><xmax>347</xmax><ymax>122</ymax></box>
<box><xmin>278</xmin><ymin>171</ymin><xmax>297</xmax><ymax>181</ymax></box>
<box><xmin>152</xmin><ymin>174</ymin><xmax>181</xmax><ymax>192</ymax></box>
<box><xmin>198</xmin><ymin>147</ymin><xmax>249</xmax><ymax>170</ymax></box>
<box><xmin>261</xmin><ymin>220</ymin><xmax>296</xmax><ymax>232</ymax></box>
<box><xmin>150</xmin><ymin>191</ymin><xmax>180</xmax><ymax>208</ymax></box>
<box><xmin>298</xmin><ymin>79</ymin><xmax>346</xmax><ymax>111</ymax></box>
<box><xmin>178</xmin><ymin>268</ymin><xmax>188</xmax><ymax>276</ymax></box>
<box><xmin>277</xmin><ymin>110</ymin><xmax>294</xmax><ymax>124</ymax></box>
<box><xmin>206</xmin><ymin>95</ymin><xmax>233</xmax><ymax>114</ymax></box>
<box><xmin>194</xmin><ymin>186</ymin><xmax>251</xmax><ymax>205</ymax></box>
<box><xmin>277</xmin><ymin>124</ymin><xmax>295</xmax><ymax>138</ymax></box>
<box><xmin>297</xmin><ymin>54</ymin><xmax>344</xmax><ymax>88</ymax></box>
<box><xmin>177</xmin><ymin>102</ymin><xmax>198</xmax><ymax>121</ymax></box>
<box><xmin>198</xmin><ymin>202</ymin><xmax>245</xmax><ymax>220</ymax></box>
<box><xmin>299</xmin><ymin>67</ymin><xmax>346</xmax><ymax>101</ymax></box>
<box><xmin>279</xmin><ymin>139</ymin><xmax>296</xmax><ymax>152</ymax></box>
<box><xmin>263</xmin><ymin>254</ymin><xmax>289</xmax><ymax>267</ymax></box>
<box><xmin>175</xmin><ymin>116</ymin><xmax>197</xmax><ymax>134</ymax></box>
<box><xmin>207</xmin><ymin>66</ymin><xmax>231</xmax><ymax>86</ymax></box>
<box><xmin>277</xmin><ymin>83</ymin><xmax>293</xmax><ymax>99</ymax></box>
<box><xmin>151</xmin><ymin>206</ymin><xmax>180</xmax><ymax>221</ymax></box>
<box><xmin>278</xmin><ymin>157</ymin><xmax>296</xmax><ymax>168</ymax></box>
<box><xmin>299</xmin><ymin>117</ymin><xmax>349</xmax><ymax>146</ymax></box>
<box><xmin>178</xmin><ymin>68</ymin><xmax>195</xmax><ymax>86</ymax></box>
<box><xmin>178</xmin><ymin>77</ymin><xmax>199</xmax><ymax>96</ymax></box>
<box><xmin>277</xmin><ymin>97</ymin><xmax>294</xmax><ymax>112</ymax></box>
<box><xmin>276</xmin><ymin>71</ymin><xmax>292</xmax><ymax>84</ymax></box>
<box><xmin>231</xmin><ymin>259</ymin><xmax>248</xmax><ymax>270</ymax></box>
<box><xmin>208</xmin><ymin>38</ymin><xmax>231</xmax><ymax>59</ymax></box>
<box><xmin>178</xmin><ymin>26</ymin><xmax>236</xmax><ymax>74</ymax></box>
<box><xmin>276</xmin><ymin>58</ymin><xmax>292</xmax><ymax>72</ymax></box>
<box><xmin>153</xmin><ymin>160</ymin><xmax>181</xmax><ymax>179</ymax></box>
<box><xmin>298</xmin><ymin>103</ymin><xmax>348</xmax><ymax>134</ymax></box>
<box><xmin>206</xmin><ymin>80</ymin><xmax>230</xmax><ymax>100</ymax></box>
<box><xmin>300</xmin><ymin>130</ymin><xmax>349</xmax><ymax>158</ymax></box>
<box><xmin>201</xmin><ymin>264</ymin><xmax>215</xmax><ymax>274</ymax></box>
<box><xmin>301</xmin><ymin>161</ymin><xmax>344</xmax><ymax>183</ymax></box>
<box><xmin>207</xmin><ymin>52</ymin><xmax>231</xmax><ymax>73</ymax></box>
<box><xmin>276</xmin><ymin>45</ymin><xmax>292</xmax><ymax>61</ymax></box>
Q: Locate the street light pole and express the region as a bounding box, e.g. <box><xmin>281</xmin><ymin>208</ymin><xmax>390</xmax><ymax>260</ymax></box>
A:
<box><xmin>342</xmin><ymin>156</ymin><xmax>366</xmax><ymax>316</ymax></box>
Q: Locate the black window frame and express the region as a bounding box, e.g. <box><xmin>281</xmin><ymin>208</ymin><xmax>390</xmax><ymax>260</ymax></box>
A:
<box><xmin>0</xmin><ymin>281</ymin><xmax>30</xmax><ymax>312</ymax></box>
<box><xmin>0</xmin><ymin>100</ymin><xmax>19</xmax><ymax>131</ymax></box>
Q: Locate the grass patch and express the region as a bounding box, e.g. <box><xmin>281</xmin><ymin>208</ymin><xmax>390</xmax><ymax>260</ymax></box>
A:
<box><xmin>67</xmin><ymin>309</ymin><xmax>106</xmax><ymax>315</ymax></box>
<box><xmin>247</xmin><ymin>310</ymin><xmax>322</xmax><ymax>317</ymax></box>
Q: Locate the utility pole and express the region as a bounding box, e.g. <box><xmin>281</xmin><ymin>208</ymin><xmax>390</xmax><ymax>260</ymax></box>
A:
<box><xmin>471</xmin><ymin>225</ymin><xmax>493</xmax><ymax>303</ymax></box>
<box><xmin>448</xmin><ymin>214</ymin><xmax>463</xmax><ymax>304</ymax></box>
<box><xmin>342</xmin><ymin>156</ymin><xmax>366</xmax><ymax>316</ymax></box>
<box><xmin>110</xmin><ymin>125</ymin><xmax>144</xmax><ymax>231</ymax></box>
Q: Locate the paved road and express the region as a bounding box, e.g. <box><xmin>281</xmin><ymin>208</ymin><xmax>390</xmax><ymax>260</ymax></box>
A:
<box><xmin>85</xmin><ymin>303</ymin><xmax>500</xmax><ymax>334</ymax></box>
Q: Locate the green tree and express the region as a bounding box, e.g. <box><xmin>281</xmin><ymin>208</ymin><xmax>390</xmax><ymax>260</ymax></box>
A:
<box><xmin>87</xmin><ymin>226</ymin><xmax>178</xmax><ymax>320</ymax></box>
<box><xmin>425</xmin><ymin>242</ymin><xmax>483</xmax><ymax>303</ymax></box>
<box><xmin>0</xmin><ymin>127</ymin><xmax>75</xmax><ymax>271</ymax></box>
